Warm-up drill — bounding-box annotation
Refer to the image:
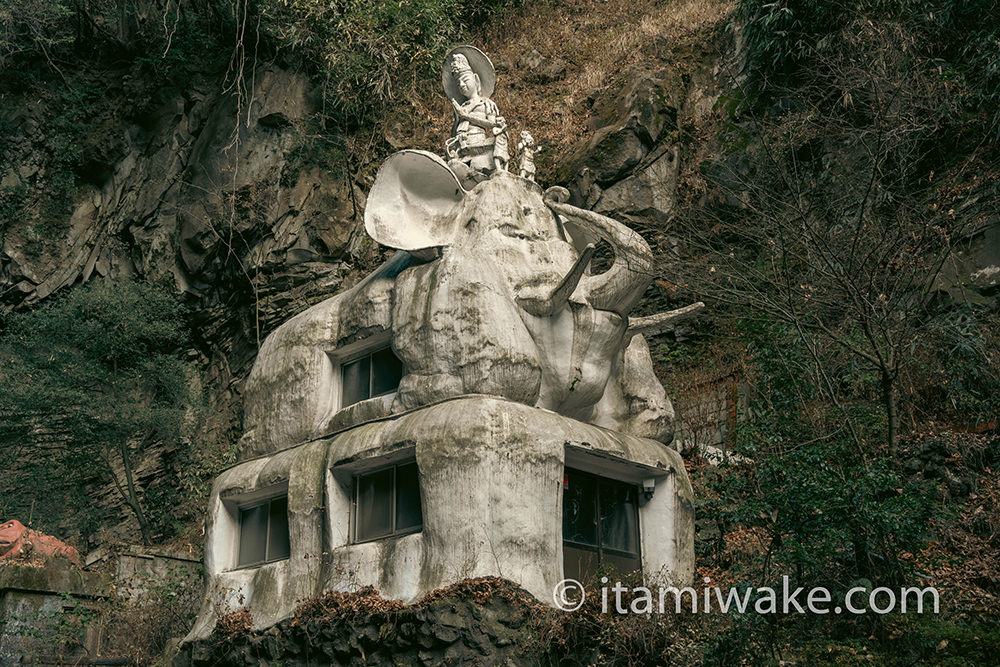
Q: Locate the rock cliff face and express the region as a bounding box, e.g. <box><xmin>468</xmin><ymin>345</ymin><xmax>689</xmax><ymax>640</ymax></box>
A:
<box><xmin>563</xmin><ymin>69</ymin><xmax>686</xmax><ymax>223</ymax></box>
<box><xmin>0</xmin><ymin>58</ymin><xmax>721</xmax><ymax>321</ymax></box>
<box><xmin>1</xmin><ymin>65</ymin><xmax>391</xmax><ymax>542</ymax></box>
<box><xmin>2</xmin><ymin>67</ymin><xmax>372</xmax><ymax>348</ymax></box>
<box><xmin>2</xmin><ymin>6</ymin><xmax>996</xmax><ymax>546</ymax></box>
<box><xmin>0</xmin><ymin>33</ymin><xmax>721</xmax><ymax>542</ymax></box>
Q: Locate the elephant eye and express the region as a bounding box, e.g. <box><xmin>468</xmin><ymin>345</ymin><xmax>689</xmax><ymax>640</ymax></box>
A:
<box><xmin>499</xmin><ymin>224</ymin><xmax>527</xmax><ymax>240</ymax></box>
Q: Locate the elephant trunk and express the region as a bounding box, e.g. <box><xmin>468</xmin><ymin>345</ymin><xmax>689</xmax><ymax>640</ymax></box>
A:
<box><xmin>518</xmin><ymin>243</ymin><xmax>596</xmax><ymax>316</ymax></box>
<box><xmin>544</xmin><ymin>188</ymin><xmax>656</xmax><ymax>317</ymax></box>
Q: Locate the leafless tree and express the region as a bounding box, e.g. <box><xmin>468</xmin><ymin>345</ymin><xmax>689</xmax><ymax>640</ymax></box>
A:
<box><xmin>673</xmin><ymin>20</ymin><xmax>985</xmax><ymax>454</ymax></box>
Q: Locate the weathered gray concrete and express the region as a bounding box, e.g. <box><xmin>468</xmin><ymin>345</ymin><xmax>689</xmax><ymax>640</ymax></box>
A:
<box><xmin>185</xmin><ymin>396</ymin><xmax>693</xmax><ymax>640</ymax></box>
<box><xmin>186</xmin><ymin>46</ymin><xmax>698</xmax><ymax>645</ymax></box>
<box><xmin>237</xmin><ymin>252</ymin><xmax>411</xmax><ymax>459</ymax></box>
<box><xmin>0</xmin><ymin>563</ymin><xmax>110</xmax><ymax>664</ymax></box>
<box><xmin>240</xmin><ymin>155</ymin><xmax>681</xmax><ymax>461</ymax></box>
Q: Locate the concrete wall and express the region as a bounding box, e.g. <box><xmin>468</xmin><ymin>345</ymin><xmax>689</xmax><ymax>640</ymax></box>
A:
<box><xmin>185</xmin><ymin>396</ymin><xmax>694</xmax><ymax>641</ymax></box>
<box><xmin>0</xmin><ymin>564</ymin><xmax>110</xmax><ymax>665</ymax></box>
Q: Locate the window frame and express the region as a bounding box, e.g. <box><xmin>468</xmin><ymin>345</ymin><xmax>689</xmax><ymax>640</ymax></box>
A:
<box><xmin>562</xmin><ymin>468</ymin><xmax>642</xmax><ymax>573</ymax></box>
<box><xmin>235</xmin><ymin>495</ymin><xmax>291</xmax><ymax>569</ymax></box>
<box><xmin>351</xmin><ymin>460</ymin><xmax>423</xmax><ymax>545</ymax></box>
<box><xmin>338</xmin><ymin>345</ymin><xmax>404</xmax><ymax>409</ymax></box>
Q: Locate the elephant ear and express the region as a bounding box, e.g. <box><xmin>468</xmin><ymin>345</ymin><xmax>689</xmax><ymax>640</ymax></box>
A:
<box><xmin>364</xmin><ymin>150</ymin><xmax>467</xmax><ymax>251</ymax></box>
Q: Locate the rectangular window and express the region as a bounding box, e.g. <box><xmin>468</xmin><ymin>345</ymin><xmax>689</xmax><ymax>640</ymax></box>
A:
<box><xmin>341</xmin><ymin>347</ymin><xmax>404</xmax><ymax>408</ymax></box>
<box><xmin>562</xmin><ymin>469</ymin><xmax>640</xmax><ymax>581</ymax></box>
<box><xmin>353</xmin><ymin>461</ymin><xmax>422</xmax><ymax>543</ymax></box>
<box><xmin>237</xmin><ymin>496</ymin><xmax>291</xmax><ymax>568</ymax></box>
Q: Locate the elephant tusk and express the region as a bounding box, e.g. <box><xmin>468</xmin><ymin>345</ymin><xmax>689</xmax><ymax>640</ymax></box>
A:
<box><xmin>518</xmin><ymin>243</ymin><xmax>595</xmax><ymax>316</ymax></box>
<box><xmin>543</xmin><ymin>195</ymin><xmax>656</xmax><ymax>317</ymax></box>
<box><xmin>627</xmin><ymin>302</ymin><xmax>705</xmax><ymax>339</ymax></box>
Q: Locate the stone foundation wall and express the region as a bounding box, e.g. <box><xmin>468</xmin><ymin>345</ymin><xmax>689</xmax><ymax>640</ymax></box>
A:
<box><xmin>0</xmin><ymin>563</ymin><xmax>110</xmax><ymax>665</ymax></box>
<box><xmin>176</xmin><ymin>579</ymin><xmax>544</xmax><ymax>667</ymax></box>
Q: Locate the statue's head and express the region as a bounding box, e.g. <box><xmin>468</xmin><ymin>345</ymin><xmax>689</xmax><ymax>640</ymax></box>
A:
<box><xmin>442</xmin><ymin>46</ymin><xmax>495</xmax><ymax>103</ymax></box>
<box><xmin>450</xmin><ymin>54</ymin><xmax>480</xmax><ymax>100</ymax></box>
<box><xmin>364</xmin><ymin>149</ymin><xmax>655</xmax><ymax>319</ymax></box>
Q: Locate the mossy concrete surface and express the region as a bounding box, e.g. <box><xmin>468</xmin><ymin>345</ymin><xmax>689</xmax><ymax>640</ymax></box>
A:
<box><xmin>0</xmin><ymin>562</ymin><xmax>111</xmax><ymax>665</ymax></box>
<box><xmin>187</xmin><ymin>396</ymin><xmax>694</xmax><ymax>643</ymax></box>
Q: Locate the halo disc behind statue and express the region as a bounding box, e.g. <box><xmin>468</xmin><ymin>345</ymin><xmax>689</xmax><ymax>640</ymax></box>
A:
<box><xmin>442</xmin><ymin>45</ymin><xmax>496</xmax><ymax>102</ymax></box>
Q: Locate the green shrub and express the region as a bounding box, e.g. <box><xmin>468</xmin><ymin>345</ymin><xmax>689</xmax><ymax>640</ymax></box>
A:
<box><xmin>253</xmin><ymin>0</ymin><xmax>525</xmax><ymax>130</ymax></box>
<box><xmin>686</xmin><ymin>319</ymin><xmax>1000</xmax><ymax>664</ymax></box>
<box><xmin>0</xmin><ymin>280</ymin><xmax>199</xmax><ymax>546</ymax></box>
<box><xmin>919</xmin><ymin>305</ymin><xmax>1000</xmax><ymax>427</ymax></box>
<box><xmin>735</xmin><ymin>0</ymin><xmax>1000</xmax><ymax>137</ymax></box>
<box><xmin>0</xmin><ymin>183</ymin><xmax>27</xmax><ymax>228</ymax></box>
<box><xmin>0</xmin><ymin>0</ymin><xmax>73</xmax><ymax>70</ymax></box>
<box><xmin>706</xmin><ymin>412</ymin><xmax>937</xmax><ymax>581</ymax></box>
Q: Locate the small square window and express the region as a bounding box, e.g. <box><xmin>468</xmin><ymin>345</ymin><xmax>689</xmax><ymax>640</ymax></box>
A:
<box><xmin>353</xmin><ymin>461</ymin><xmax>422</xmax><ymax>543</ymax></box>
<box><xmin>341</xmin><ymin>347</ymin><xmax>404</xmax><ymax>408</ymax></box>
<box><xmin>237</xmin><ymin>496</ymin><xmax>291</xmax><ymax>568</ymax></box>
<box><xmin>562</xmin><ymin>469</ymin><xmax>640</xmax><ymax>581</ymax></box>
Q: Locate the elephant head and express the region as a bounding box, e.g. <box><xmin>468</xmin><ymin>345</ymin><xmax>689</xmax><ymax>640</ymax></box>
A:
<box><xmin>365</xmin><ymin>150</ymin><xmax>661</xmax><ymax>422</ymax></box>
<box><xmin>366</xmin><ymin>150</ymin><xmax>654</xmax><ymax>318</ymax></box>
<box><xmin>236</xmin><ymin>150</ymin><xmax>692</xmax><ymax>459</ymax></box>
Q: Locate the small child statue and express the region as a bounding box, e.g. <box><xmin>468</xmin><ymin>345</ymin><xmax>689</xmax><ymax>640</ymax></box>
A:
<box><xmin>517</xmin><ymin>130</ymin><xmax>539</xmax><ymax>182</ymax></box>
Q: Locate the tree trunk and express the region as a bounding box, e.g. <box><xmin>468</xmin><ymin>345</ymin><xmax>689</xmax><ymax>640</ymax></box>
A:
<box><xmin>880</xmin><ymin>370</ymin><xmax>898</xmax><ymax>457</ymax></box>
<box><xmin>120</xmin><ymin>442</ymin><xmax>152</xmax><ymax>545</ymax></box>
<box><xmin>848</xmin><ymin>517</ymin><xmax>872</xmax><ymax>580</ymax></box>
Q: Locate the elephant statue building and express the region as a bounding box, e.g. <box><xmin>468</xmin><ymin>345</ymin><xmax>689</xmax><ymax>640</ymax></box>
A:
<box><xmin>184</xmin><ymin>46</ymin><xmax>697</xmax><ymax>641</ymax></box>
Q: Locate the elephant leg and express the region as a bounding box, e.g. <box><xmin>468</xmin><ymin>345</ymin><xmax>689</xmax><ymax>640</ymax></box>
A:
<box><xmin>590</xmin><ymin>334</ymin><xmax>676</xmax><ymax>443</ymax></box>
<box><xmin>391</xmin><ymin>254</ymin><xmax>542</xmax><ymax>410</ymax></box>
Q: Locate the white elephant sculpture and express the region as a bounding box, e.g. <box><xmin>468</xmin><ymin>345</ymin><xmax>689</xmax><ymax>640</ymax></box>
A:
<box><xmin>238</xmin><ymin>150</ymin><xmax>698</xmax><ymax>459</ymax></box>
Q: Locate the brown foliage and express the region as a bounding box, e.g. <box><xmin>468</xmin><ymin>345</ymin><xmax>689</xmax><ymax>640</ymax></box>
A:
<box><xmin>469</xmin><ymin>0</ymin><xmax>735</xmax><ymax>183</ymax></box>
<box><xmin>415</xmin><ymin>574</ymin><xmax>543</xmax><ymax>608</ymax></box>
<box><xmin>292</xmin><ymin>585</ymin><xmax>405</xmax><ymax>624</ymax></box>
<box><xmin>909</xmin><ymin>431</ymin><xmax>1000</xmax><ymax>619</ymax></box>
<box><xmin>533</xmin><ymin>571</ymin><xmax>711</xmax><ymax>665</ymax></box>
<box><xmin>216</xmin><ymin>608</ymin><xmax>253</xmax><ymax>639</ymax></box>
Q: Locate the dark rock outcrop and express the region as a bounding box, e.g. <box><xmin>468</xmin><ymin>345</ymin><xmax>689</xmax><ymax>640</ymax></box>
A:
<box><xmin>0</xmin><ymin>66</ymin><xmax>384</xmax><ymax>543</ymax></box>
<box><xmin>1</xmin><ymin>67</ymin><xmax>371</xmax><ymax>336</ymax></box>
<box><xmin>560</xmin><ymin>68</ymin><xmax>695</xmax><ymax>224</ymax></box>
<box><xmin>176</xmin><ymin>579</ymin><xmax>545</xmax><ymax>667</ymax></box>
